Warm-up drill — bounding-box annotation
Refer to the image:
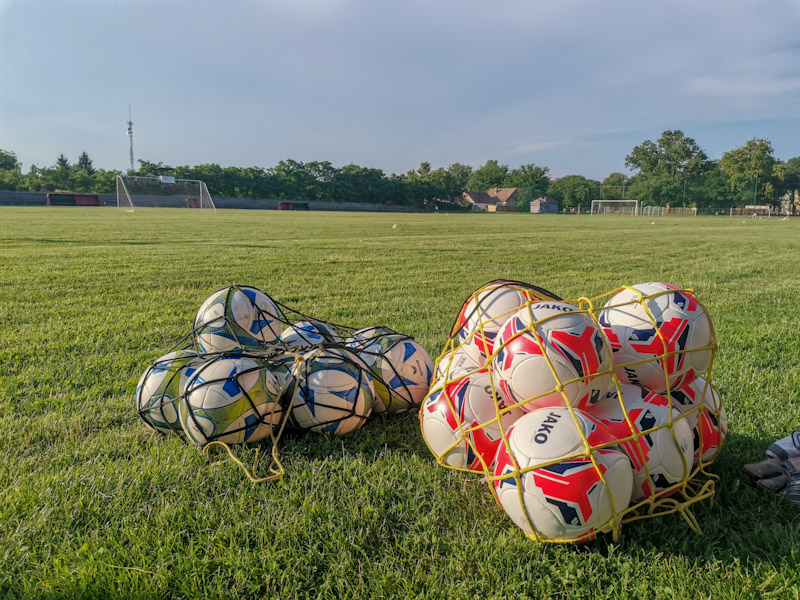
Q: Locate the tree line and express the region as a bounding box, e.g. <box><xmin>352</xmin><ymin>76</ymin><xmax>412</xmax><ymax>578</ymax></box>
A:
<box><xmin>1</xmin><ymin>131</ymin><xmax>798</xmax><ymax>210</ymax></box>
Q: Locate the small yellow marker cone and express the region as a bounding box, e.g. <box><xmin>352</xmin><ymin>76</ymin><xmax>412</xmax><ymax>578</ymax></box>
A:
<box><xmin>651</xmin><ymin>221</ymin><xmax>655</xmax><ymax>225</ymax></box>
<box><xmin>392</xmin><ymin>224</ymin><xmax>398</xmax><ymax>229</ymax></box>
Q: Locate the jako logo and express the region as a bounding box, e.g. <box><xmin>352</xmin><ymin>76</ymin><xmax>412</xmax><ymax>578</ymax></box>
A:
<box><xmin>535</xmin><ymin>303</ymin><xmax>575</xmax><ymax>313</ymax></box>
<box><xmin>534</xmin><ymin>411</ymin><xmax>562</xmax><ymax>444</ymax></box>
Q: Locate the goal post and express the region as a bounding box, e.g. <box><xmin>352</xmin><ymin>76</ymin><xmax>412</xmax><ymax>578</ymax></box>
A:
<box><xmin>730</xmin><ymin>205</ymin><xmax>772</xmax><ymax>218</ymax></box>
<box><xmin>641</xmin><ymin>205</ymin><xmax>664</xmax><ymax>217</ymax></box>
<box><xmin>590</xmin><ymin>199</ymin><xmax>639</xmax><ymax>215</ymax></box>
<box><xmin>116</xmin><ymin>175</ymin><xmax>216</xmax><ymax>212</ymax></box>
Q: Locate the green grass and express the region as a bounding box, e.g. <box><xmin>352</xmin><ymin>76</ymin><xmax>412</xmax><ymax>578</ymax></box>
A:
<box><xmin>1</xmin><ymin>207</ymin><xmax>799</xmax><ymax>599</ymax></box>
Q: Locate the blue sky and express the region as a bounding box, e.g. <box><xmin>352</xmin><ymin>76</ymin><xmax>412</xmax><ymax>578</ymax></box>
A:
<box><xmin>1</xmin><ymin>0</ymin><xmax>799</xmax><ymax>180</ymax></box>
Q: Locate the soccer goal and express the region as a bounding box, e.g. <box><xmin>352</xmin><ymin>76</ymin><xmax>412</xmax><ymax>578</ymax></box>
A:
<box><xmin>116</xmin><ymin>175</ymin><xmax>216</xmax><ymax>212</ymax></box>
<box><xmin>730</xmin><ymin>205</ymin><xmax>771</xmax><ymax>218</ymax></box>
<box><xmin>590</xmin><ymin>199</ymin><xmax>639</xmax><ymax>215</ymax></box>
<box><xmin>641</xmin><ymin>205</ymin><xmax>664</xmax><ymax>217</ymax></box>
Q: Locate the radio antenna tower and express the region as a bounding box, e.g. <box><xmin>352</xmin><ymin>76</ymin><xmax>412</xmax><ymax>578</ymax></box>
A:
<box><xmin>127</xmin><ymin>105</ymin><xmax>134</xmax><ymax>173</ymax></box>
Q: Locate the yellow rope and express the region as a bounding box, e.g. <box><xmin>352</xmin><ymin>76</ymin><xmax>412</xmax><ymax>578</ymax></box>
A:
<box><xmin>423</xmin><ymin>280</ymin><xmax>722</xmax><ymax>543</ymax></box>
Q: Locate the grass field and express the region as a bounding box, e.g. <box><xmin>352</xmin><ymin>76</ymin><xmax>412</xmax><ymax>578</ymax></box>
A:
<box><xmin>1</xmin><ymin>207</ymin><xmax>799</xmax><ymax>599</ymax></box>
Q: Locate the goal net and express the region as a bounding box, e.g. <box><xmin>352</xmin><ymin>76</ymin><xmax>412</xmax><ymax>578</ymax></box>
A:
<box><xmin>590</xmin><ymin>199</ymin><xmax>639</xmax><ymax>215</ymax></box>
<box><xmin>641</xmin><ymin>205</ymin><xmax>664</xmax><ymax>217</ymax></box>
<box><xmin>730</xmin><ymin>205</ymin><xmax>771</xmax><ymax>218</ymax></box>
<box><xmin>116</xmin><ymin>175</ymin><xmax>216</xmax><ymax>212</ymax></box>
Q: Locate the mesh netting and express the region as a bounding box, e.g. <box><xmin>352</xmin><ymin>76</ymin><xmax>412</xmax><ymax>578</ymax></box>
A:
<box><xmin>136</xmin><ymin>285</ymin><xmax>433</xmax><ymax>482</ymax></box>
<box><xmin>420</xmin><ymin>279</ymin><xmax>723</xmax><ymax>543</ymax></box>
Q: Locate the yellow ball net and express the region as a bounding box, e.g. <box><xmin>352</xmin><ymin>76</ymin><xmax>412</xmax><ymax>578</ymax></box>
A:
<box><xmin>420</xmin><ymin>279</ymin><xmax>723</xmax><ymax>543</ymax></box>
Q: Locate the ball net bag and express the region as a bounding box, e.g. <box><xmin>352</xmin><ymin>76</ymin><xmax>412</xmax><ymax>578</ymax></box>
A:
<box><xmin>420</xmin><ymin>279</ymin><xmax>721</xmax><ymax>543</ymax></box>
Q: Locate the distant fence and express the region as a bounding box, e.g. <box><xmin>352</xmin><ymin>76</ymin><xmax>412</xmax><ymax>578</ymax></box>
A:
<box><xmin>0</xmin><ymin>190</ymin><xmax>424</xmax><ymax>212</ymax></box>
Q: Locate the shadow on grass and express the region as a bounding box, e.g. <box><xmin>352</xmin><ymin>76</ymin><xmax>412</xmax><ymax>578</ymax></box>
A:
<box><xmin>580</xmin><ymin>431</ymin><xmax>800</xmax><ymax>567</ymax></box>
<box><xmin>276</xmin><ymin>410</ymin><xmax>427</xmax><ymax>462</ymax></box>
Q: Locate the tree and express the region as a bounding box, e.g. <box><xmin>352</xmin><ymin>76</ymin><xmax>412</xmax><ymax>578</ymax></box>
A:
<box><xmin>626</xmin><ymin>130</ymin><xmax>709</xmax><ymax>179</ymax></box>
<box><xmin>55</xmin><ymin>154</ymin><xmax>71</xmax><ymax>169</ymax></box>
<box><xmin>600</xmin><ymin>173</ymin><xmax>629</xmax><ymax>200</ymax></box>
<box><xmin>467</xmin><ymin>160</ymin><xmax>508</xmax><ymax>191</ymax></box>
<box><xmin>77</xmin><ymin>151</ymin><xmax>95</xmax><ymax>175</ymax></box>
<box><xmin>502</xmin><ymin>163</ymin><xmax>549</xmax><ymax>211</ymax></box>
<box><xmin>693</xmin><ymin>161</ymin><xmax>732</xmax><ymax>210</ymax></box>
<box><xmin>547</xmin><ymin>175</ymin><xmax>598</xmax><ymax>211</ymax></box>
<box><xmin>0</xmin><ymin>149</ymin><xmax>21</xmax><ymax>171</ymax></box>
<box><xmin>447</xmin><ymin>163</ymin><xmax>473</xmax><ymax>193</ymax></box>
<box><xmin>625</xmin><ymin>174</ymin><xmax>680</xmax><ymax>207</ymax></box>
<box><xmin>135</xmin><ymin>160</ymin><xmax>173</xmax><ymax>176</ymax></box>
<box><xmin>719</xmin><ymin>138</ymin><xmax>785</xmax><ymax>206</ymax></box>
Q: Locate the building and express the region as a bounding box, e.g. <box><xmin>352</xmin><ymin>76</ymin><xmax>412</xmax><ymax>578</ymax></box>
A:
<box><xmin>530</xmin><ymin>197</ymin><xmax>559</xmax><ymax>213</ymax></box>
<box><xmin>461</xmin><ymin>188</ymin><xmax>518</xmax><ymax>212</ymax></box>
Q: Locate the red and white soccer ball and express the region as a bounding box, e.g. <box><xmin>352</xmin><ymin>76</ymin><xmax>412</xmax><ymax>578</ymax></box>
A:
<box><xmin>588</xmin><ymin>384</ymin><xmax>694</xmax><ymax>501</ymax></box>
<box><xmin>420</xmin><ymin>368</ymin><xmax>523</xmax><ymax>472</ymax></box>
<box><xmin>455</xmin><ymin>282</ymin><xmax>540</xmax><ymax>358</ymax></box>
<box><xmin>598</xmin><ymin>282</ymin><xmax>713</xmax><ymax>393</ymax></box>
<box><xmin>492</xmin><ymin>301</ymin><xmax>612</xmax><ymax>411</ymax></box>
<box><xmin>493</xmin><ymin>407</ymin><xmax>633</xmax><ymax>541</ymax></box>
<box><xmin>669</xmin><ymin>377</ymin><xmax>727</xmax><ymax>465</ymax></box>
<box><xmin>434</xmin><ymin>346</ymin><xmax>484</xmax><ymax>381</ymax></box>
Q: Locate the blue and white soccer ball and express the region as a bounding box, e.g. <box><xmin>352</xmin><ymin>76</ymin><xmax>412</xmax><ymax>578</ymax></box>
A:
<box><xmin>355</xmin><ymin>334</ymin><xmax>433</xmax><ymax>414</ymax></box>
<box><xmin>136</xmin><ymin>349</ymin><xmax>202</xmax><ymax>435</ymax></box>
<box><xmin>279</xmin><ymin>320</ymin><xmax>341</xmax><ymax>349</ymax></box>
<box><xmin>180</xmin><ymin>356</ymin><xmax>283</xmax><ymax>446</ymax></box>
<box><xmin>194</xmin><ymin>286</ymin><xmax>284</xmax><ymax>354</ymax></box>
<box><xmin>344</xmin><ymin>326</ymin><xmax>397</xmax><ymax>349</ymax></box>
<box><xmin>286</xmin><ymin>347</ymin><xmax>375</xmax><ymax>434</ymax></box>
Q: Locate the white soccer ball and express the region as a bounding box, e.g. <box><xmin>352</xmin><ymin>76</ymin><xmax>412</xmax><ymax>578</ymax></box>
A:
<box><xmin>420</xmin><ymin>368</ymin><xmax>523</xmax><ymax>472</ymax></box>
<box><xmin>136</xmin><ymin>349</ymin><xmax>202</xmax><ymax>435</ymax></box>
<box><xmin>492</xmin><ymin>301</ymin><xmax>612</xmax><ymax>411</ymax></box>
<box><xmin>180</xmin><ymin>356</ymin><xmax>282</xmax><ymax>446</ymax></box>
<box><xmin>455</xmin><ymin>282</ymin><xmax>540</xmax><ymax>357</ymax></box>
<box><xmin>286</xmin><ymin>347</ymin><xmax>375</xmax><ymax>434</ymax></box>
<box><xmin>356</xmin><ymin>334</ymin><xmax>433</xmax><ymax>414</ymax></box>
<box><xmin>669</xmin><ymin>377</ymin><xmax>727</xmax><ymax>465</ymax></box>
<box><xmin>344</xmin><ymin>326</ymin><xmax>397</xmax><ymax>348</ymax></box>
<box><xmin>598</xmin><ymin>282</ymin><xmax>713</xmax><ymax>393</ymax></box>
<box><xmin>279</xmin><ymin>320</ymin><xmax>341</xmax><ymax>348</ymax></box>
<box><xmin>588</xmin><ymin>384</ymin><xmax>694</xmax><ymax>501</ymax></box>
<box><xmin>493</xmin><ymin>407</ymin><xmax>633</xmax><ymax>541</ymax></box>
<box><xmin>194</xmin><ymin>286</ymin><xmax>283</xmax><ymax>353</ymax></box>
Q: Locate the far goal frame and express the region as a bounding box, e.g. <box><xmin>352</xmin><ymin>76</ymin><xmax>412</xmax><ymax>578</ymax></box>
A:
<box><xmin>590</xmin><ymin>199</ymin><xmax>639</xmax><ymax>216</ymax></box>
<box><xmin>116</xmin><ymin>175</ymin><xmax>217</xmax><ymax>212</ymax></box>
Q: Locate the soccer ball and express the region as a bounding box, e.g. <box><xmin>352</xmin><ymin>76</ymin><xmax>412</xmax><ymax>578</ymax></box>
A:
<box><xmin>455</xmin><ymin>282</ymin><xmax>541</xmax><ymax>357</ymax></box>
<box><xmin>493</xmin><ymin>301</ymin><xmax>612</xmax><ymax>411</ymax></box>
<box><xmin>669</xmin><ymin>377</ymin><xmax>727</xmax><ymax>465</ymax></box>
<box><xmin>434</xmin><ymin>346</ymin><xmax>484</xmax><ymax>380</ymax></box>
<box><xmin>493</xmin><ymin>407</ymin><xmax>633</xmax><ymax>541</ymax></box>
<box><xmin>279</xmin><ymin>320</ymin><xmax>341</xmax><ymax>348</ymax></box>
<box><xmin>356</xmin><ymin>334</ymin><xmax>433</xmax><ymax>414</ymax></box>
<box><xmin>136</xmin><ymin>349</ymin><xmax>202</xmax><ymax>435</ymax></box>
<box><xmin>588</xmin><ymin>384</ymin><xmax>694</xmax><ymax>501</ymax></box>
<box><xmin>286</xmin><ymin>347</ymin><xmax>375</xmax><ymax>434</ymax></box>
<box><xmin>194</xmin><ymin>286</ymin><xmax>283</xmax><ymax>353</ymax></box>
<box><xmin>420</xmin><ymin>368</ymin><xmax>523</xmax><ymax>471</ymax></box>
<box><xmin>598</xmin><ymin>282</ymin><xmax>713</xmax><ymax>393</ymax></box>
<box><xmin>344</xmin><ymin>326</ymin><xmax>397</xmax><ymax>348</ymax></box>
<box><xmin>180</xmin><ymin>356</ymin><xmax>282</xmax><ymax>446</ymax></box>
